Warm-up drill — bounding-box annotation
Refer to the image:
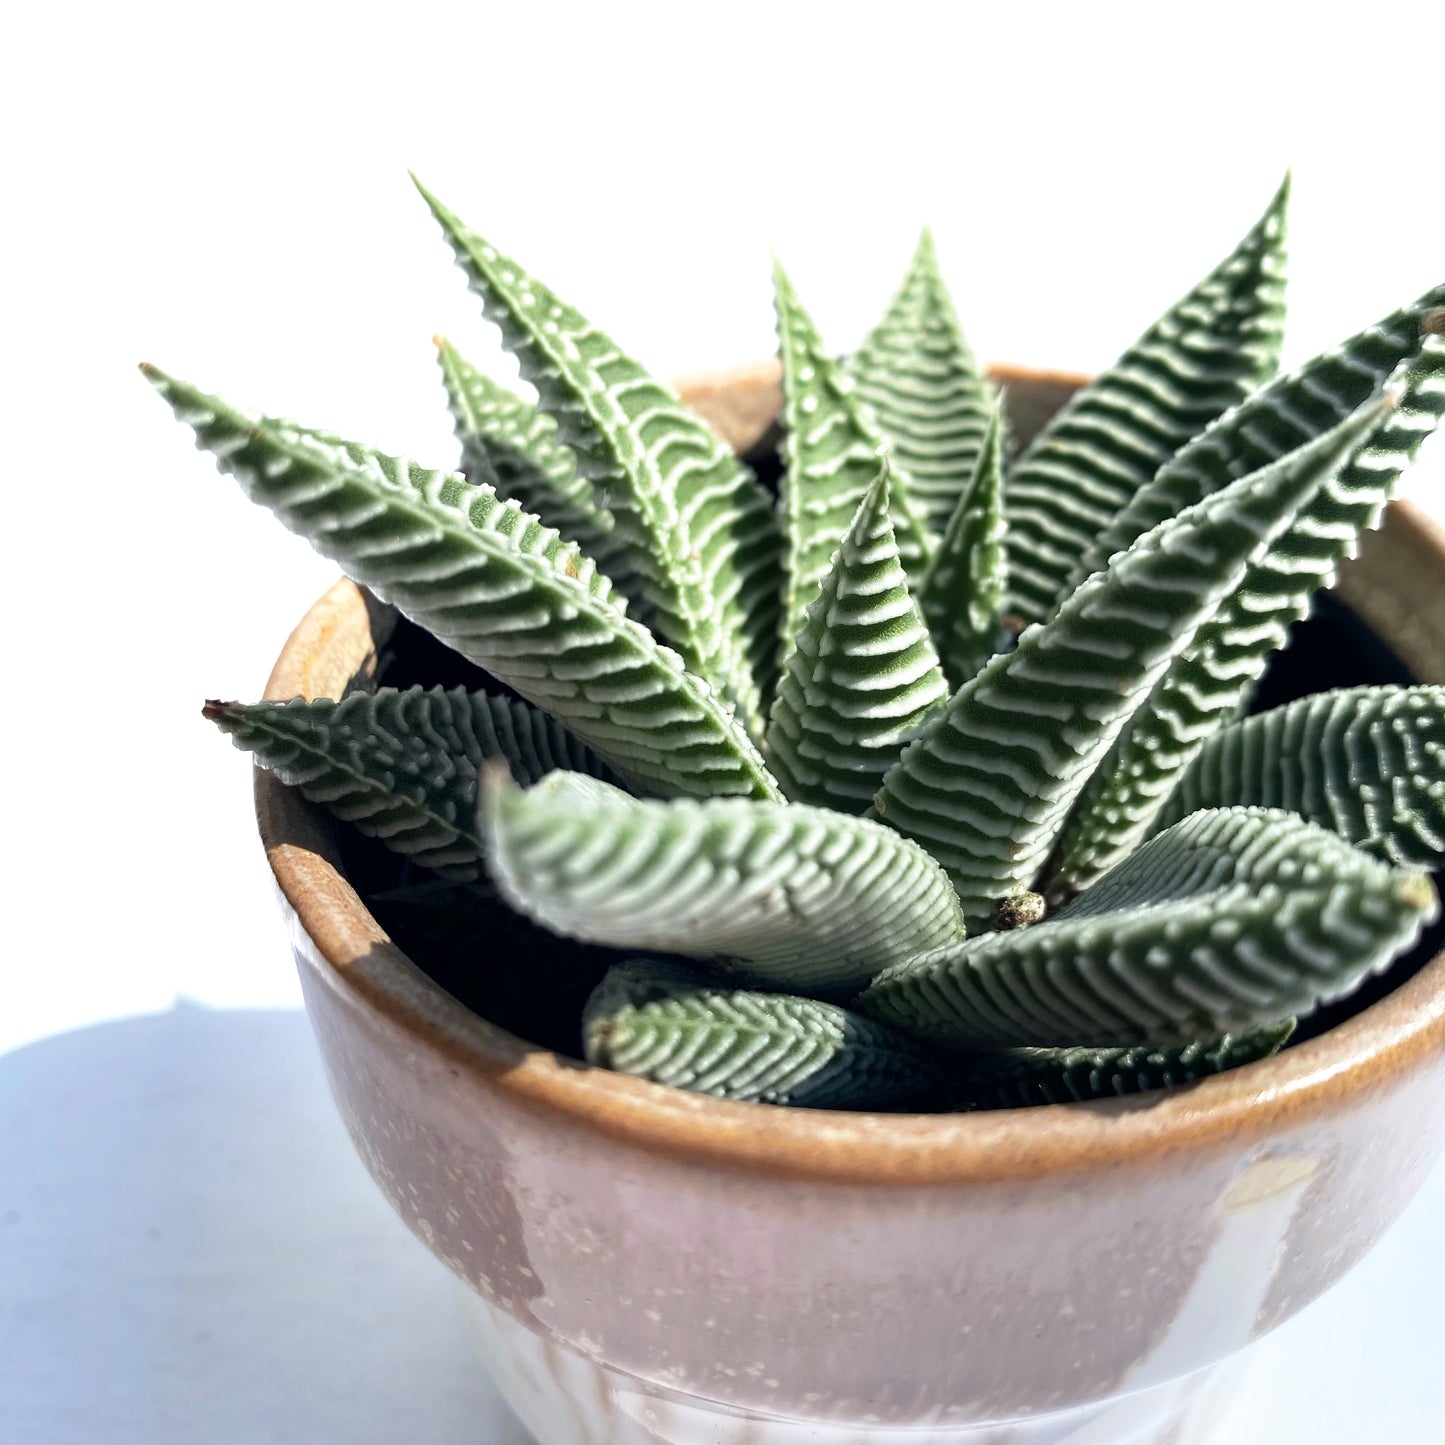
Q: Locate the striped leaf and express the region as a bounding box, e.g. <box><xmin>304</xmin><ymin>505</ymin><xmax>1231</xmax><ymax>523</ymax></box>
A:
<box><xmin>434</xmin><ymin>337</ymin><xmax>619</xmax><ymax>565</ymax></box>
<box><xmin>146</xmin><ymin>367</ymin><xmax>781</xmax><ymax>803</ymax></box>
<box><xmin>1065</xmin><ymin>286</ymin><xmax>1445</xmax><ymax>594</ymax></box>
<box><xmin>1152</xmin><ymin>686</ymin><xmax>1445</xmax><ymax>868</ymax></box>
<box><xmin>482</xmin><ymin>769</ymin><xmax>965</xmax><ymax>993</ymax></box>
<box><xmin>773</xmin><ymin>257</ymin><xmax>933</xmax><ymax>664</ymax></box>
<box><xmin>1005</xmin><ymin>178</ymin><xmax>1290</xmax><ymax>622</ymax></box>
<box><xmin>416</xmin><ymin>179</ymin><xmax>779</xmax><ymax>740</ymax></box>
<box><xmin>204</xmin><ymin>686</ymin><xmax>613</xmax><ymax>880</ymax></box>
<box><xmin>859</xmin><ymin>807</ymin><xmax>1438</xmax><ymax>1049</ymax></box>
<box><xmin>848</xmin><ymin>228</ymin><xmax>998</xmax><ymax>535</ymax></box>
<box><xmin>765</xmin><ymin>462</ymin><xmax>948</xmax><ymax>811</ymax></box>
<box><xmin>954</xmin><ymin>1022</ymin><xmax>1295</xmax><ymax>1109</ymax></box>
<box><xmin>583</xmin><ymin>958</ymin><xmax>943</xmax><ymax>1108</ymax></box>
<box><xmin>1051</xmin><ymin>336</ymin><xmax>1445</xmax><ymax>895</ymax></box>
<box><xmin>916</xmin><ymin>406</ymin><xmax>1009</xmax><ymax>687</ymax></box>
<box><xmin>871</xmin><ymin>397</ymin><xmax>1390</xmax><ymax>926</ymax></box>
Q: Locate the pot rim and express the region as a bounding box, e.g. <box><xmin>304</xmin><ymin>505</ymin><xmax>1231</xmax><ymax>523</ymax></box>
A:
<box><xmin>254</xmin><ymin>364</ymin><xmax>1445</xmax><ymax>1186</ymax></box>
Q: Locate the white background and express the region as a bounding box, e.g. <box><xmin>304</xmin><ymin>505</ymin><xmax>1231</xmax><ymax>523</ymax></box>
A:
<box><xmin>3</xmin><ymin>3</ymin><xmax>1444</xmax><ymax>1441</ymax></box>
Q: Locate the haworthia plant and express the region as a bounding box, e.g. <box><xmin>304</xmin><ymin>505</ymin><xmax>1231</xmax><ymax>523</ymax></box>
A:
<box><xmin>1151</xmin><ymin>686</ymin><xmax>1445</xmax><ymax>867</ymax></box>
<box><xmin>772</xmin><ymin>256</ymin><xmax>933</xmax><ymax>661</ymax></box>
<box><xmin>765</xmin><ymin>462</ymin><xmax>948</xmax><ymax>812</ymax></box>
<box><xmin>171</xmin><ymin>177</ymin><xmax>1445</xmax><ymax>1113</ymax></box>
<box><xmin>416</xmin><ymin>179</ymin><xmax>780</xmax><ymax>742</ymax></box>
<box><xmin>583</xmin><ymin>958</ymin><xmax>943</xmax><ymax>1108</ymax></box>
<box><xmin>483</xmin><ymin>769</ymin><xmax>965</xmax><ymax>992</ymax></box>
<box><xmin>1049</xmin><ymin>333</ymin><xmax>1445</xmax><ymax>896</ymax></box>
<box><xmin>1004</xmin><ymin>177</ymin><xmax>1290</xmax><ymax>622</ymax></box>
<box><xmin>204</xmin><ymin>688</ymin><xmax>615</xmax><ymax>881</ymax></box>
<box><xmin>859</xmin><ymin>808</ymin><xmax>1437</xmax><ymax>1049</ymax></box>
<box><xmin>847</xmin><ymin>227</ymin><xmax>998</xmax><ymax>537</ymax></box>
<box><xmin>951</xmin><ymin>1022</ymin><xmax>1296</xmax><ymax>1110</ymax></box>
<box><xmin>148</xmin><ymin>368</ymin><xmax>780</xmax><ymax>804</ymax></box>
<box><xmin>872</xmin><ymin>397</ymin><xmax>1393</xmax><ymax>925</ymax></box>
<box><xmin>433</xmin><ymin>337</ymin><xmax>617</xmax><ymax>569</ymax></box>
<box><xmin>915</xmin><ymin>406</ymin><xmax>1009</xmax><ymax>687</ymax></box>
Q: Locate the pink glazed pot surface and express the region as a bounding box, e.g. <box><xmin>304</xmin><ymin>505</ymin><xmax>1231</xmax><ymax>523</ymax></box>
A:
<box><xmin>254</xmin><ymin>364</ymin><xmax>1445</xmax><ymax>1445</ymax></box>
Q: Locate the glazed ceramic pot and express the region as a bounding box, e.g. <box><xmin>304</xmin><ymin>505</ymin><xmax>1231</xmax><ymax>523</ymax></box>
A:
<box><xmin>254</xmin><ymin>365</ymin><xmax>1445</xmax><ymax>1445</ymax></box>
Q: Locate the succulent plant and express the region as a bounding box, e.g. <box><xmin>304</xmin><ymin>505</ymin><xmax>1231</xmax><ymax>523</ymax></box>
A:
<box><xmin>150</xmin><ymin>176</ymin><xmax>1445</xmax><ymax>1112</ymax></box>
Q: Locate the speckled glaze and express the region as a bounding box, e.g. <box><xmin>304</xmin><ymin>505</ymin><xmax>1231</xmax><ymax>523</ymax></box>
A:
<box><xmin>255</xmin><ymin>366</ymin><xmax>1445</xmax><ymax>1444</ymax></box>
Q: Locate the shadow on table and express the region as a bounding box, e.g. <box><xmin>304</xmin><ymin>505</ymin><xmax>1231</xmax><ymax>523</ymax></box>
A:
<box><xmin>0</xmin><ymin>1003</ymin><xmax>535</xmax><ymax>1445</ymax></box>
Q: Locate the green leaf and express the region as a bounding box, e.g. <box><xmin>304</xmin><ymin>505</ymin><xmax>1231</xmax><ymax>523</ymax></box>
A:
<box><xmin>1050</xmin><ymin>335</ymin><xmax>1445</xmax><ymax>896</ymax></box>
<box><xmin>871</xmin><ymin>396</ymin><xmax>1391</xmax><ymax>926</ymax></box>
<box><xmin>415</xmin><ymin>179</ymin><xmax>779</xmax><ymax>741</ymax></box>
<box><xmin>1005</xmin><ymin>178</ymin><xmax>1290</xmax><ymax>622</ymax></box>
<box><xmin>859</xmin><ymin>807</ymin><xmax>1437</xmax><ymax>1049</ymax></box>
<box><xmin>847</xmin><ymin>228</ymin><xmax>998</xmax><ymax>536</ymax></box>
<box><xmin>953</xmin><ymin>1022</ymin><xmax>1295</xmax><ymax>1109</ymax></box>
<box><xmin>765</xmin><ymin>461</ymin><xmax>948</xmax><ymax>812</ymax></box>
<box><xmin>772</xmin><ymin>256</ymin><xmax>934</xmax><ymax>663</ymax></box>
<box><xmin>204</xmin><ymin>686</ymin><xmax>613</xmax><ymax>881</ymax></box>
<box><xmin>583</xmin><ymin>958</ymin><xmax>944</xmax><ymax>1108</ymax></box>
<box><xmin>915</xmin><ymin>406</ymin><xmax>1009</xmax><ymax>687</ymax></box>
<box><xmin>483</xmin><ymin>770</ymin><xmax>965</xmax><ymax>993</ymax></box>
<box><xmin>1151</xmin><ymin>686</ymin><xmax>1445</xmax><ymax>868</ymax></box>
<box><xmin>145</xmin><ymin>367</ymin><xmax>781</xmax><ymax>803</ymax></box>
<box><xmin>434</xmin><ymin>337</ymin><xmax>620</xmax><ymax>566</ymax></box>
<box><xmin>1065</xmin><ymin>286</ymin><xmax>1445</xmax><ymax>595</ymax></box>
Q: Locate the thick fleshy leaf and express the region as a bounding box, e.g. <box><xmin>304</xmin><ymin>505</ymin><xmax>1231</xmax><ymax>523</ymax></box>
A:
<box><xmin>1050</xmin><ymin>336</ymin><xmax>1445</xmax><ymax>896</ymax></box>
<box><xmin>146</xmin><ymin>367</ymin><xmax>781</xmax><ymax>803</ymax></box>
<box><xmin>772</xmin><ymin>257</ymin><xmax>933</xmax><ymax>663</ymax></box>
<box><xmin>434</xmin><ymin>337</ymin><xmax>618</xmax><ymax>564</ymax></box>
<box><xmin>1065</xmin><ymin>287</ymin><xmax>1445</xmax><ymax>594</ymax></box>
<box><xmin>483</xmin><ymin>770</ymin><xmax>965</xmax><ymax>993</ymax></box>
<box><xmin>1005</xmin><ymin>178</ymin><xmax>1290</xmax><ymax>622</ymax></box>
<box><xmin>583</xmin><ymin>958</ymin><xmax>943</xmax><ymax>1108</ymax></box>
<box><xmin>860</xmin><ymin>808</ymin><xmax>1437</xmax><ymax>1049</ymax></box>
<box><xmin>916</xmin><ymin>407</ymin><xmax>1008</xmax><ymax>687</ymax></box>
<box><xmin>765</xmin><ymin>463</ymin><xmax>948</xmax><ymax>811</ymax></box>
<box><xmin>871</xmin><ymin>398</ymin><xmax>1391</xmax><ymax>925</ymax></box>
<box><xmin>847</xmin><ymin>228</ymin><xmax>998</xmax><ymax>535</ymax></box>
<box><xmin>953</xmin><ymin>1022</ymin><xmax>1295</xmax><ymax>1109</ymax></box>
<box><xmin>1151</xmin><ymin>686</ymin><xmax>1445</xmax><ymax>868</ymax></box>
<box><xmin>204</xmin><ymin>687</ymin><xmax>613</xmax><ymax>880</ymax></box>
<box><xmin>416</xmin><ymin>179</ymin><xmax>779</xmax><ymax>740</ymax></box>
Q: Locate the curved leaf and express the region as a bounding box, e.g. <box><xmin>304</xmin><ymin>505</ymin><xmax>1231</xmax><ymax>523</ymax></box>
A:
<box><xmin>416</xmin><ymin>179</ymin><xmax>779</xmax><ymax>740</ymax></box>
<box><xmin>765</xmin><ymin>462</ymin><xmax>948</xmax><ymax>811</ymax></box>
<box><xmin>859</xmin><ymin>808</ymin><xmax>1437</xmax><ymax>1049</ymax></box>
<box><xmin>1152</xmin><ymin>685</ymin><xmax>1445</xmax><ymax>868</ymax></box>
<box><xmin>1051</xmin><ymin>336</ymin><xmax>1445</xmax><ymax>895</ymax></box>
<box><xmin>583</xmin><ymin>958</ymin><xmax>943</xmax><ymax>1108</ymax></box>
<box><xmin>434</xmin><ymin>337</ymin><xmax>618</xmax><ymax>563</ymax></box>
<box><xmin>204</xmin><ymin>686</ymin><xmax>613</xmax><ymax>880</ymax></box>
<box><xmin>871</xmin><ymin>396</ymin><xmax>1390</xmax><ymax>925</ymax></box>
<box><xmin>1006</xmin><ymin>177</ymin><xmax>1290</xmax><ymax>621</ymax></box>
<box><xmin>954</xmin><ymin>1022</ymin><xmax>1295</xmax><ymax>1109</ymax></box>
<box><xmin>483</xmin><ymin>770</ymin><xmax>965</xmax><ymax>993</ymax></box>
<box><xmin>145</xmin><ymin>367</ymin><xmax>781</xmax><ymax>803</ymax></box>
<box><xmin>772</xmin><ymin>257</ymin><xmax>933</xmax><ymax>663</ymax></box>
<box><xmin>848</xmin><ymin>228</ymin><xmax>998</xmax><ymax>535</ymax></box>
<box><xmin>916</xmin><ymin>406</ymin><xmax>1008</xmax><ymax>687</ymax></box>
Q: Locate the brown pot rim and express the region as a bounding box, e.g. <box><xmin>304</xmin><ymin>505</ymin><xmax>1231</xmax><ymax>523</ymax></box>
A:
<box><xmin>254</xmin><ymin>363</ymin><xmax>1445</xmax><ymax>1186</ymax></box>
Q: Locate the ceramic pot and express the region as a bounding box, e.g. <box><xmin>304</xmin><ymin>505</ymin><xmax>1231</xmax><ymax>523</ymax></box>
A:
<box><xmin>254</xmin><ymin>364</ymin><xmax>1445</xmax><ymax>1445</ymax></box>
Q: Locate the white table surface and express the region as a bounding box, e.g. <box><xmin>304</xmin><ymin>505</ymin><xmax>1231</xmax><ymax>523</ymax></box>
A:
<box><xmin>5</xmin><ymin>3</ymin><xmax>1445</xmax><ymax>1440</ymax></box>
